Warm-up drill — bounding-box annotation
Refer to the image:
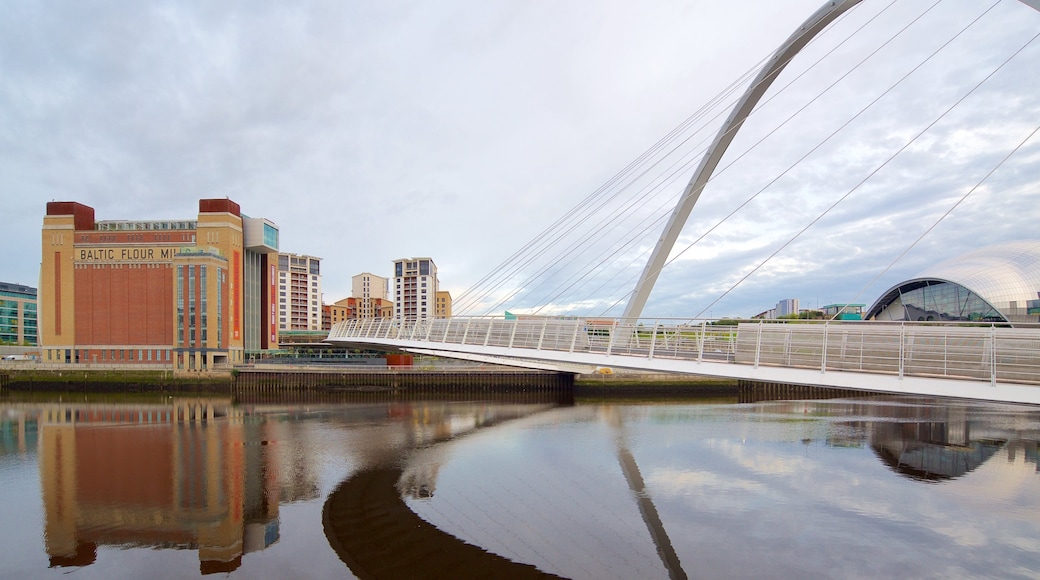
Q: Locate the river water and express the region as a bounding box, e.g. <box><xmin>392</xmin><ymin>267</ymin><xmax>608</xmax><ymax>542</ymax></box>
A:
<box><xmin>1</xmin><ymin>390</ymin><xmax>1038</xmax><ymax>579</ymax></box>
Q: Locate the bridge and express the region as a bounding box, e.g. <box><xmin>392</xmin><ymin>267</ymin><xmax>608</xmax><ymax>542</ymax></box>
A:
<box><xmin>329</xmin><ymin>0</ymin><xmax>1040</xmax><ymax>405</ymax></box>
<box><xmin>328</xmin><ymin>317</ymin><xmax>1040</xmax><ymax>405</ymax></box>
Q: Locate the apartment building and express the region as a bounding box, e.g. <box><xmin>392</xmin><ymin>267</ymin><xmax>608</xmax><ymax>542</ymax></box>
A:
<box><xmin>276</xmin><ymin>253</ymin><xmax>322</xmax><ymax>332</ymax></box>
<box><xmin>435</xmin><ymin>290</ymin><xmax>452</xmax><ymax>319</ymax></box>
<box><xmin>352</xmin><ymin>273</ymin><xmax>389</xmax><ymax>318</ymax></box>
<box><xmin>392</xmin><ymin>258</ymin><xmax>437</xmax><ymax>320</ymax></box>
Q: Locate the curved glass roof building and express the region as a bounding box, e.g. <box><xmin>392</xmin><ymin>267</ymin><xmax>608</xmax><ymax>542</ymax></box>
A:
<box><xmin>866</xmin><ymin>241</ymin><xmax>1040</xmax><ymax>324</ymax></box>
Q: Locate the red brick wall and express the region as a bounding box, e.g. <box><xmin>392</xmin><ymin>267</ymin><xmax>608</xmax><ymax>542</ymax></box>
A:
<box><xmin>199</xmin><ymin>198</ymin><xmax>240</xmax><ymax>216</ymax></box>
<box><xmin>75</xmin><ymin>265</ymin><xmax>173</xmax><ymax>346</ymax></box>
<box><xmin>46</xmin><ymin>201</ymin><xmax>95</xmax><ymax>230</ymax></box>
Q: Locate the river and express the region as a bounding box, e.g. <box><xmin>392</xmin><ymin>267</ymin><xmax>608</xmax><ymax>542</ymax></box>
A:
<box><xmin>1</xmin><ymin>390</ymin><xmax>1038</xmax><ymax>579</ymax></box>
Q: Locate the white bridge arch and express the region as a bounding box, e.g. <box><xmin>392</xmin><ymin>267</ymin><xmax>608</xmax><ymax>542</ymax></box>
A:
<box><xmin>623</xmin><ymin>0</ymin><xmax>1040</xmax><ymax>319</ymax></box>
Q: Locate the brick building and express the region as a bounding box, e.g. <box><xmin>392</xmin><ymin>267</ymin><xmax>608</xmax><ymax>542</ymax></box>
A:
<box><xmin>39</xmin><ymin>199</ymin><xmax>279</xmax><ymax>371</ymax></box>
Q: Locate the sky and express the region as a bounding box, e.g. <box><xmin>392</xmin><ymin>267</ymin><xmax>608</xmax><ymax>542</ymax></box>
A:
<box><xmin>3</xmin><ymin>0</ymin><xmax>1039</xmax><ymax>320</ymax></box>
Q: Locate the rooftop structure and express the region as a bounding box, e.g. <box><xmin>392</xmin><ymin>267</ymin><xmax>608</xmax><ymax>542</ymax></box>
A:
<box><xmin>866</xmin><ymin>240</ymin><xmax>1040</xmax><ymax>324</ymax></box>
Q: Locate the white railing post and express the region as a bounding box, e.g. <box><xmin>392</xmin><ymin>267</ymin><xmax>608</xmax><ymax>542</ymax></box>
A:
<box><xmin>649</xmin><ymin>320</ymin><xmax>659</xmax><ymax>360</ymax></box>
<box><xmin>537</xmin><ymin>318</ymin><xmax>548</xmax><ymax>351</ymax></box>
<box><xmin>508</xmin><ymin>319</ymin><xmax>518</xmax><ymax>349</ymax></box>
<box><xmin>461</xmin><ymin>319</ymin><xmax>472</xmax><ymax>344</ymax></box>
<box><xmin>425</xmin><ymin>320</ymin><xmax>434</xmax><ymax>341</ymax></box>
<box><xmin>821</xmin><ymin>322</ymin><xmax>828</xmax><ymax>373</ymax></box>
<box><xmin>443</xmin><ymin>319</ymin><xmax>452</xmax><ymax>342</ymax></box>
<box><xmin>606</xmin><ymin>319</ymin><xmax>619</xmax><ymax>356</ymax></box>
<box><xmin>698</xmin><ymin>321</ymin><xmax>706</xmax><ymax>363</ymax></box>
<box><xmin>570</xmin><ymin>319</ymin><xmax>581</xmax><ymax>353</ymax></box>
<box><xmin>898</xmin><ymin>323</ymin><xmax>905</xmax><ymax>379</ymax></box>
<box><xmin>409</xmin><ymin>320</ymin><xmax>419</xmax><ymax>340</ymax></box>
<box><xmin>990</xmin><ymin>325</ymin><xmax>997</xmax><ymax>386</ymax></box>
<box><xmin>483</xmin><ymin>319</ymin><xmax>493</xmax><ymax>346</ymax></box>
<box><xmin>754</xmin><ymin>321</ymin><xmax>762</xmax><ymax>369</ymax></box>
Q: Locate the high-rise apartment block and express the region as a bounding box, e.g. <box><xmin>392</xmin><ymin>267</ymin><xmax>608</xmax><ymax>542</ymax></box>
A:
<box><xmin>352</xmin><ymin>273</ymin><xmax>389</xmax><ymax>318</ymax></box>
<box><xmin>0</xmin><ymin>282</ymin><xmax>38</xmax><ymax>346</ymax></box>
<box><xmin>392</xmin><ymin>258</ymin><xmax>438</xmax><ymax>320</ymax></box>
<box><xmin>39</xmin><ymin>199</ymin><xmax>279</xmax><ymax>371</ymax></box>
<box><xmin>276</xmin><ymin>253</ymin><xmax>322</xmax><ymax>332</ymax></box>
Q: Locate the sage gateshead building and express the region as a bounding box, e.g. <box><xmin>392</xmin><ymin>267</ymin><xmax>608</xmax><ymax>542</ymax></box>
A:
<box><xmin>40</xmin><ymin>199</ymin><xmax>280</xmax><ymax>371</ymax></box>
<box><xmin>865</xmin><ymin>240</ymin><xmax>1040</xmax><ymax>325</ymax></box>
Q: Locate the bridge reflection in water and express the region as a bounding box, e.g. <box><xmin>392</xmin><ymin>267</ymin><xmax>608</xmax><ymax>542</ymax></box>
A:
<box><xmin>2</xmin><ymin>393</ymin><xmax>1038</xmax><ymax>578</ymax></box>
<box><xmin>318</xmin><ymin>396</ymin><xmax>1038</xmax><ymax>579</ymax></box>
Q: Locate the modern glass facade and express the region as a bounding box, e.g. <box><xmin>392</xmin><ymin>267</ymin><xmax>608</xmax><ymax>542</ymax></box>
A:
<box><xmin>0</xmin><ymin>283</ymin><xmax>38</xmax><ymax>346</ymax></box>
<box><xmin>263</xmin><ymin>223</ymin><xmax>278</xmax><ymax>248</ymax></box>
<box><xmin>869</xmin><ymin>280</ymin><xmax>1002</xmax><ymax>322</ymax></box>
<box><xmin>867</xmin><ymin>241</ymin><xmax>1040</xmax><ymax>324</ymax></box>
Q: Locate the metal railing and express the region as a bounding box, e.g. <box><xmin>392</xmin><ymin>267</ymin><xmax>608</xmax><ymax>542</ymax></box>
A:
<box><xmin>328</xmin><ymin>317</ymin><xmax>1040</xmax><ymax>386</ymax></box>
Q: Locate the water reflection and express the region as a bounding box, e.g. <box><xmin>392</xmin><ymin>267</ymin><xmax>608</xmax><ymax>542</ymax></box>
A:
<box><xmin>321</xmin><ymin>401</ymin><xmax>567</xmax><ymax>579</ymax></box>
<box><xmin>26</xmin><ymin>398</ymin><xmax>315</xmax><ymax>573</ymax></box>
<box><xmin>1</xmin><ymin>393</ymin><xmax>1038</xmax><ymax>578</ymax></box>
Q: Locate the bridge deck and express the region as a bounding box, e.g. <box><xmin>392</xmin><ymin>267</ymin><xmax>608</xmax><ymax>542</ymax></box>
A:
<box><xmin>327</xmin><ymin>318</ymin><xmax>1040</xmax><ymax>405</ymax></box>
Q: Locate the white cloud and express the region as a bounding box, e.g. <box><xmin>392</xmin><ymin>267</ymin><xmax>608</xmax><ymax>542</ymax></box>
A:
<box><xmin>2</xmin><ymin>0</ymin><xmax>1039</xmax><ymax>319</ymax></box>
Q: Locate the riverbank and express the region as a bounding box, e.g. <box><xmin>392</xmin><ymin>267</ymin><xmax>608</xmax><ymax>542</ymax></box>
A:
<box><xmin>575</xmin><ymin>373</ymin><xmax>738</xmax><ymax>401</ymax></box>
<box><xmin>1</xmin><ymin>369</ymin><xmax>229</xmax><ymax>393</ymax></box>
<box><xmin>1</xmin><ymin>367</ymin><xmax>748</xmax><ymax>402</ymax></box>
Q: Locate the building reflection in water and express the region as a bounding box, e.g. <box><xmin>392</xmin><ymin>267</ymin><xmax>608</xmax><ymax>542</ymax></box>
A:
<box><xmin>773</xmin><ymin>399</ymin><xmax>1035</xmax><ymax>481</ymax></box>
<box><xmin>863</xmin><ymin>402</ymin><xmax>1038</xmax><ymax>481</ymax></box>
<box><xmin>30</xmin><ymin>398</ymin><xmax>317</xmax><ymax>574</ymax></box>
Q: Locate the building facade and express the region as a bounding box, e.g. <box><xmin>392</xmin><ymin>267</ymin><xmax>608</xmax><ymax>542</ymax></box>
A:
<box><xmin>435</xmin><ymin>290</ymin><xmax>452</xmax><ymax>319</ymax></box>
<box><xmin>821</xmin><ymin>303</ymin><xmax>864</xmax><ymax>320</ymax></box>
<box><xmin>776</xmin><ymin>298</ymin><xmax>800</xmax><ymax>318</ymax></box>
<box><xmin>0</xmin><ymin>282</ymin><xmax>37</xmax><ymax>346</ymax></box>
<box><xmin>39</xmin><ymin>200</ymin><xmax>278</xmax><ymax>371</ymax></box>
<box><xmin>393</xmin><ymin>258</ymin><xmax>438</xmax><ymax>320</ymax></box>
<box><xmin>351</xmin><ymin>273</ymin><xmax>389</xmax><ymax>319</ymax></box>
<box><xmin>276</xmin><ymin>253</ymin><xmax>322</xmax><ymax>333</ymax></box>
<box><xmin>242</xmin><ymin>217</ymin><xmax>280</xmax><ymax>352</ymax></box>
<box><xmin>327</xmin><ymin>296</ymin><xmax>393</xmax><ymax>327</ymax></box>
<box><xmin>866</xmin><ymin>240</ymin><xmax>1040</xmax><ymax>324</ymax></box>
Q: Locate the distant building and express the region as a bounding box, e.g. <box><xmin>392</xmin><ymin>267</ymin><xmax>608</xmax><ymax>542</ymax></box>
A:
<box><xmin>435</xmin><ymin>290</ymin><xmax>452</xmax><ymax>319</ymax></box>
<box><xmin>276</xmin><ymin>253</ymin><xmax>322</xmax><ymax>332</ymax></box>
<box><xmin>352</xmin><ymin>273</ymin><xmax>389</xmax><ymax>318</ymax></box>
<box><xmin>39</xmin><ymin>199</ymin><xmax>278</xmax><ymax>370</ymax></box>
<box><xmin>393</xmin><ymin>258</ymin><xmax>438</xmax><ymax>320</ymax></box>
<box><xmin>321</xmin><ymin>303</ymin><xmax>333</xmax><ymax>332</ymax></box>
<box><xmin>0</xmin><ymin>282</ymin><xmax>37</xmax><ymax>346</ymax></box>
<box><xmin>776</xmin><ymin>298</ymin><xmax>800</xmax><ymax>318</ymax></box>
<box><xmin>821</xmin><ymin>304</ymin><xmax>864</xmax><ymax>320</ymax></box>
<box><xmin>866</xmin><ymin>240</ymin><xmax>1040</xmax><ymax>324</ymax></box>
<box><xmin>327</xmin><ymin>297</ymin><xmax>356</xmax><ymax>327</ymax></box>
<box><xmin>751</xmin><ymin>308</ymin><xmax>777</xmax><ymax>320</ymax></box>
<box><xmin>327</xmin><ymin>296</ymin><xmax>393</xmax><ymax>328</ymax></box>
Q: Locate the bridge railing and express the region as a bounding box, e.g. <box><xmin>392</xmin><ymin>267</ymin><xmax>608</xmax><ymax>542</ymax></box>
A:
<box><xmin>328</xmin><ymin>316</ymin><xmax>741</xmax><ymax>360</ymax></box>
<box><xmin>328</xmin><ymin>317</ymin><xmax>1040</xmax><ymax>386</ymax></box>
<box><xmin>734</xmin><ymin>322</ymin><xmax>1040</xmax><ymax>386</ymax></box>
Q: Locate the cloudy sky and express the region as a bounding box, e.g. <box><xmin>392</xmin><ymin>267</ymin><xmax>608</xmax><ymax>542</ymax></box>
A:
<box><xmin>3</xmin><ymin>0</ymin><xmax>1039</xmax><ymax>319</ymax></box>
